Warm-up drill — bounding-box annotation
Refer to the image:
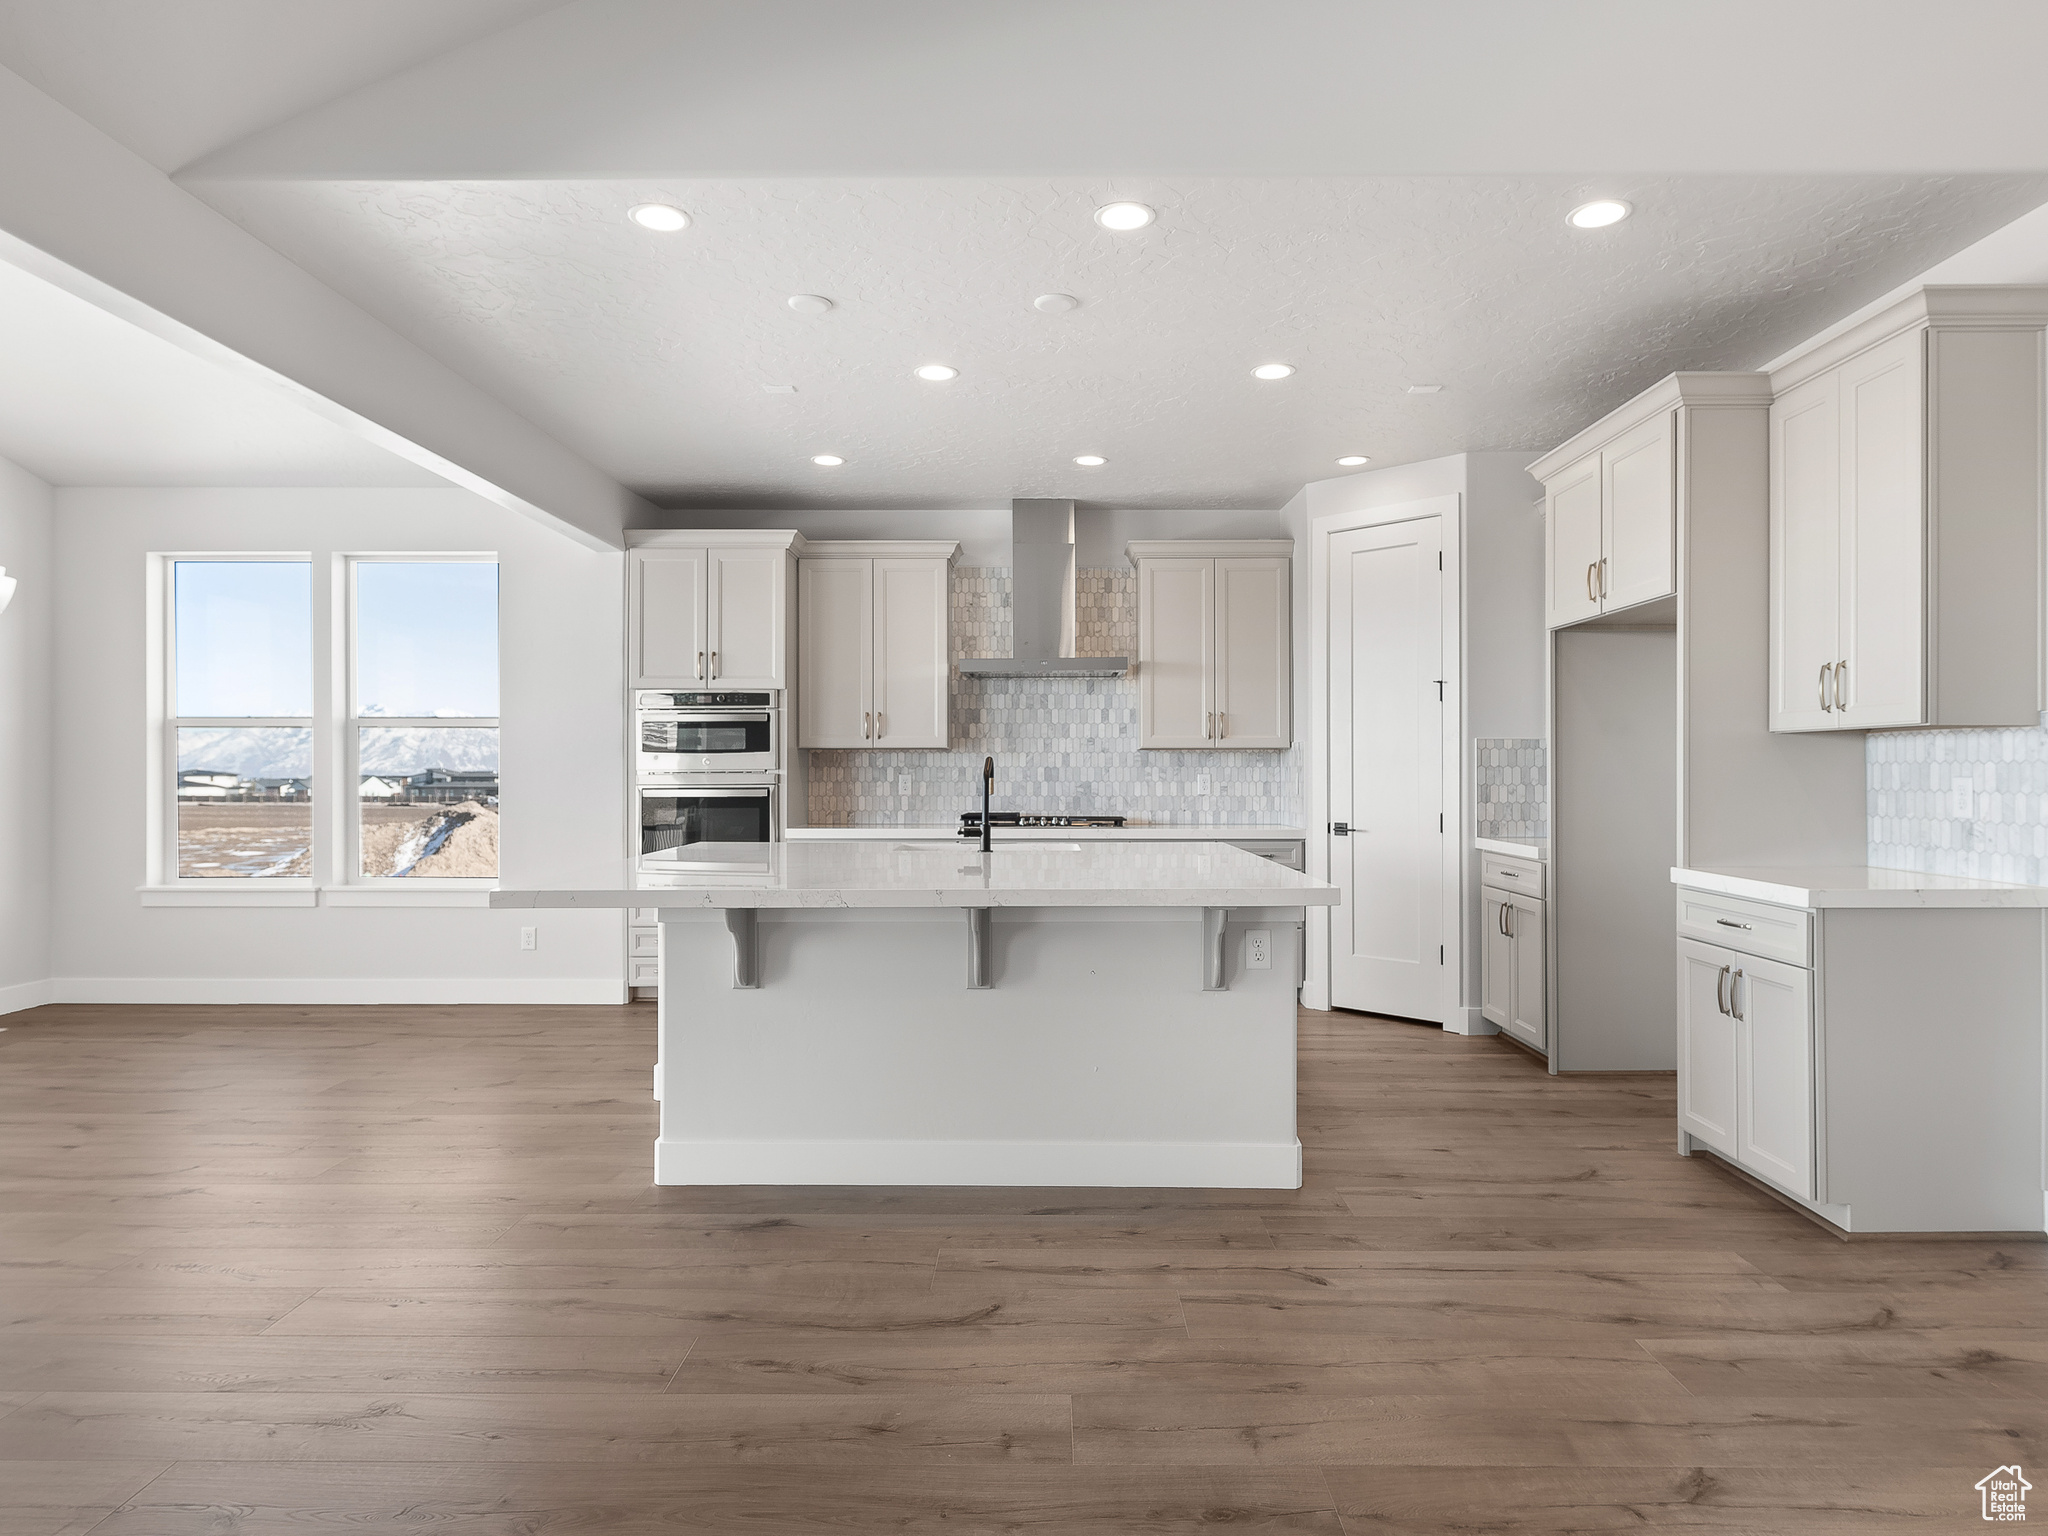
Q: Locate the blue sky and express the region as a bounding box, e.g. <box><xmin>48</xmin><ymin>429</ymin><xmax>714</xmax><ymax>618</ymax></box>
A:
<box><xmin>174</xmin><ymin>559</ymin><xmax>499</xmax><ymax>719</ymax></box>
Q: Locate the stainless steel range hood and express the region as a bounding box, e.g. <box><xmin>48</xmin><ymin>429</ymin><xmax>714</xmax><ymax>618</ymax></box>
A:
<box><xmin>957</xmin><ymin>499</ymin><xmax>1129</xmax><ymax>678</ymax></box>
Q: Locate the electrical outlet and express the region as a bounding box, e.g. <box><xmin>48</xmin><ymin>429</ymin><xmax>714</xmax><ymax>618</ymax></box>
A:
<box><xmin>1244</xmin><ymin>928</ymin><xmax>1271</xmax><ymax>970</ymax></box>
<box><xmin>519</xmin><ymin>927</ymin><xmax>537</xmax><ymax>951</ymax></box>
<box><xmin>1951</xmin><ymin>777</ymin><xmax>1975</xmax><ymax>819</ymax></box>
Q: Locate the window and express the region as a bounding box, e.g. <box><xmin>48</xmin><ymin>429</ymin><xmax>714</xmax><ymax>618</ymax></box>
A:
<box><xmin>152</xmin><ymin>552</ymin><xmax>499</xmax><ymax>898</ymax></box>
<box><xmin>167</xmin><ymin>560</ymin><xmax>314</xmax><ymax>880</ymax></box>
<box><xmin>349</xmin><ymin>559</ymin><xmax>500</xmax><ymax>881</ymax></box>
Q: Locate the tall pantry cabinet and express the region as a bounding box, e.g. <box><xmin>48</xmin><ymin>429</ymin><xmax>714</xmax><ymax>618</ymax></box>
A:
<box><xmin>1768</xmin><ymin>287</ymin><xmax>2048</xmax><ymax>732</ymax></box>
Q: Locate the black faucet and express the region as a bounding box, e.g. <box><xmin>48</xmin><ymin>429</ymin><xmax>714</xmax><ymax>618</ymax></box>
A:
<box><xmin>980</xmin><ymin>756</ymin><xmax>994</xmax><ymax>853</ymax></box>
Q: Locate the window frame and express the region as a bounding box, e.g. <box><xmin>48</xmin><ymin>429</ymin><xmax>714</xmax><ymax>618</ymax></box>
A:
<box><xmin>149</xmin><ymin>552</ymin><xmax>317</xmax><ymax>899</ymax></box>
<box><xmin>339</xmin><ymin>553</ymin><xmax>501</xmax><ymax>891</ymax></box>
<box><xmin>141</xmin><ymin>548</ymin><xmax>501</xmax><ymax>908</ymax></box>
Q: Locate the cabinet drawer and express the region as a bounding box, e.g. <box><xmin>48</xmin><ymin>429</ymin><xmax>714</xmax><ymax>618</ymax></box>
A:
<box><xmin>1480</xmin><ymin>853</ymin><xmax>1545</xmax><ymax>898</ymax></box>
<box><xmin>629</xmin><ymin>958</ymin><xmax>660</xmax><ymax>988</ymax></box>
<box><xmin>630</xmin><ymin>907</ymin><xmax>658</xmax><ymax>924</ymax></box>
<box><xmin>629</xmin><ymin>927</ymin><xmax>660</xmax><ymax>957</ymax></box>
<box><xmin>1230</xmin><ymin>839</ymin><xmax>1304</xmax><ymax>870</ymax></box>
<box><xmin>1675</xmin><ymin>889</ymin><xmax>1811</xmax><ymax>966</ymax></box>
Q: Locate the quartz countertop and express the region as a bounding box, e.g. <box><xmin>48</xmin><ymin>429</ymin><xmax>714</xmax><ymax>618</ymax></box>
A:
<box><xmin>787</xmin><ymin>824</ymin><xmax>1308</xmax><ymax>842</ymax></box>
<box><xmin>1475</xmin><ymin>837</ymin><xmax>1547</xmax><ymax>861</ymax></box>
<box><xmin>1673</xmin><ymin>864</ymin><xmax>2048</xmax><ymax>910</ymax></box>
<box><xmin>494</xmin><ymin>841</ymin><xmax>1340</xmax><ymax>911</ymax></box>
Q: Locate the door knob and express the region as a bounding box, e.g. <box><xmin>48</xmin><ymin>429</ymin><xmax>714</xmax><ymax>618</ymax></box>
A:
<box><xmin>1330</xmin><ymin>822</ymin><xmax>1350</xmax><ymax>836</ymax></box>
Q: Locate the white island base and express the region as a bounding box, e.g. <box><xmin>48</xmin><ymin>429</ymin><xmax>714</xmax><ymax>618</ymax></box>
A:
<box><xmin>655</xmin><ymin>906</ymin><xmax>1305</xmax><ymax>1188</ymax></box>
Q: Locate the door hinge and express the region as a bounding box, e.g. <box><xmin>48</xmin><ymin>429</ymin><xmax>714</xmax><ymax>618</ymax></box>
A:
<box><xmin>1439</xmin><ymin>944</ymin><xmax>1445</xmax><ymax>964</ymax></box>
<box><xmin>1439</xmin><ymin>813</ymin><xmax>1444</xmax><ymax>833</ymax></box>
<box><xmin>1437</xmin><ymin>551</ymin><xmax>1443</xmax><ymax>570</ymax></box>
<box><xmin>1436</xmin><ymin>679</ymin><xmax>1444</xmax><ymax>701</ymax></box>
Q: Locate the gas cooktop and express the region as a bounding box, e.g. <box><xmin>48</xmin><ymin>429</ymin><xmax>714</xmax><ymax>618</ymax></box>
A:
<box><xmin>959</xmin><ymin>812</ymin><xmax>1127</xmax><ymax>831</ymax></box>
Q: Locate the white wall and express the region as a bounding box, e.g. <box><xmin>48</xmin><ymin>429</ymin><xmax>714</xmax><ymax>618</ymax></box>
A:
<box><xmin>50</xmin><ymin>487</ymin><xmax>626</xmax><ymax>1002</ymax></box>
<box><xmin>0</xmin><ymin>452</ymin><xmax>53</xmax><ymax>1012</ymax></box>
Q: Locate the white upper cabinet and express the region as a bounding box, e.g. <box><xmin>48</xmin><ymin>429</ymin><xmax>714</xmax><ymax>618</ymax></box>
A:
<box><xmin>628</xmin><ymin>532</ymin><xmax>798</xmax><ymax>690</ymax></box>
<box><xmin>1768</xmin><ymin>289</ymin><xmax>2048</xmax><ymax>732</ymax></box>
<box><xmin>796</xmin><ymin>558</ymin><xmax>872</xmax><ymax>747</ymax></box>
<box><xmin>797</xmin><ymin>543</ymin><xmax>957</xmax><ymax>750</ymax></box>
<box><xmin>1130</xmin><ymin>542</ymin><xmax>1292</xmax><ymax>750</ymax></box>
<box><xmin>1541</xmin><ymin>413</ymin><xmax>1674</xmax><ymax>628</ymax></box>
<box><xmin>1602</xmin><ymin>413</ymin><xmax>1677</xmax><ymax>612</ymax></box>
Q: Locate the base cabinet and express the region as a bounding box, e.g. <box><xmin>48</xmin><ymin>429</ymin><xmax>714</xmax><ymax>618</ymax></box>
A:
<box><xmin>1678</xmin><ymin>936</ymin><xmax>1814</xmax><ymax>1197</ymax></box>
<box><xmin>1480</xmin><ymin>857</ymin><xmax>1546</xmax><ymax>1051</ymax></box>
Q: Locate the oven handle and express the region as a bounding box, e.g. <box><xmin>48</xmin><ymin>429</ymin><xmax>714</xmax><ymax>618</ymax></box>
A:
<box><xmin>639</xmin><ymin>787</ymin><xmax>778</xmax><ymax>799</ymax></box>
<box><xmin>641</xmin><ymin>712</ymin><xmax>772</xmax><ymax>724</ymax></box>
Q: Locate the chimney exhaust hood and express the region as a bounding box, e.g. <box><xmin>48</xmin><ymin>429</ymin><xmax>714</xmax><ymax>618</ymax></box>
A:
<box><xmin>957</xmin><ymin>498</ymin><xmax>1128</xmax><ymax>678</ymax></box>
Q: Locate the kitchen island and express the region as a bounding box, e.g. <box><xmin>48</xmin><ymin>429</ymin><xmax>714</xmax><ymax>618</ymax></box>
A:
<box><xmin>496</xmin><ymin>840</ymin><xmax>1338</xmax><ymax>1188</ymax></box>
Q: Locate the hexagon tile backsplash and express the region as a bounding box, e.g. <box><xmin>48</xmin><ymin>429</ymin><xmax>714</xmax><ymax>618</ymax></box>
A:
<box><xmin>1869</xmin><ymin>724</ymin><xmax>2048</xmax><ymax>884</ymax></box>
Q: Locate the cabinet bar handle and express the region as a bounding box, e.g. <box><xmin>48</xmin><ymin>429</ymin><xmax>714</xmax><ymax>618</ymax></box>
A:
<box><xmin>1503</xmin><ymin>903</ymin><xmax>1514</xmax><ymax>938</ymax></box>
<box><xmin>710</xmin><ymin>650</ymin><xmax>718</xmax><ymax>679</ymax></box>
<box><xmin>1205</xmin><ymin>711</ymin><xmax>1214</xmax><ymax>739</ymax></box>
<box><xmin>874</xmin><ymin>711</ymin><xmax>883</xmax><ymax>738</ymax></box>
<box><xmin>1818</xmin><ymin>661</ymin><xmax>1833</xmax><ymax>711</ymax></box>
<box><xmin>1834</xmin><ymin>658</ymin><xmax>1847</xmax><ymax>712</ymax></box>
<box><xmin>1716</xmin><ymin>964</ymin><xmax>1730</xmax><ymax>1016</ymax></box>
<box><xmin>1586</xmin><ymin>562</ymin><xmax>1597</xmax><ymax>602</ymax></box>
<box><xmin>1598</xmin><ymin>557</ymin><xmax>1608</xmax><ymax>598</ymax></box>
<box><xmin>1730</xmin><ymin>968</ymin><xmax>1746</xmax><ymax>1022</ymax></box>
<box><xmin>863</xmin><ymin>711</ymin><xmax>871</xmax><ymax>740</ymax></box>
<box><xmin>1217</xmin><ymin>711</ymin><xmax>1226</xmax><ymax>738</ymax></box>
<box><xmin>697</xmin><ymin>650</ymin><xmax>705</xmax><ymax>680</ymax></box>
<box><xmin>1714</xmin><ymin>918</ymin><xmax>1752</xmax><ymax>930</ymax></box>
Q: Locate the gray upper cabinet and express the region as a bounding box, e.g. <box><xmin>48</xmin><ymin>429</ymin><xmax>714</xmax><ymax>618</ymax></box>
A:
<box><xmin>1542</xmin><ymin>410</ymin><xmax>1674</xmax><ymax>628</ymax></box>
<box><xmin>1768</xmin><ymin>287</ymin><xmax>2048</xmax><ymax>732</ymax></box>
<box><xmin>797</xmin><ymin>542</ymin><xmax>957</xmax><ymax>750</ymax></box>
<box><xmin>1129</xmin><ymin>541</ymin><xmax>1292</xmax><ymax>749</ymax></box>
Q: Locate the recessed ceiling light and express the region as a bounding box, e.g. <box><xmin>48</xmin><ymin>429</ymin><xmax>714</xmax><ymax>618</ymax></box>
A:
<box><xmin>811</xmin><ymin>454</ymin><xmax>845</xmax><ymax>467</ymax></box>
<box><xmin>627</xmin><ymin>203</ymin><xmax>690</xmax><ymax>232</ymax></box>
<box><xmin>1094</xmin><ymin>201</ymin><xmax>1155</xmax><ymax>232</ymax></box>
<box><xmin>914</xmin><ymin>364</ymin><xmax>959</xmax><ymax>382</ymax></box>
<box><xmin>1336</xmin><ymin>455</ymin><xmax>1371</xmax><ymax>467</ymax></box>
<box><xmin>1073</xmin><ymin>455</ymin><xmax>1107</xmax><ymax>467</ymax></box>
<box><xmin>1251</xmin><ymin>363</ymin><xmax>1295</xmax><ymax>381</ymax></box>
<box><xmin>1406</xmin><ymin>384</ymin><xmax>1443</xmax><ymax>395</ymax></box>
<box><xmin>787</xmin><ymin>294</ymin><xmax>834</xmax><ymax>314</ymax></box>
<box><xmin>1566</xmin><ymin>199</ymin><xmax>1631</xmax><ymax>229</ymax></box>
<box><xmin>1034</xmin><ymin>293</ymin><xmax>1080</xmax><ymax>313</ymax></box>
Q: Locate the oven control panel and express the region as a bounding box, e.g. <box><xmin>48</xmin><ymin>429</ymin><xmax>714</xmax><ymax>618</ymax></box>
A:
<box><xmin>638</xmin><ymin>691</ymin><xmax>776</xmax><ymax>708</ymax></box>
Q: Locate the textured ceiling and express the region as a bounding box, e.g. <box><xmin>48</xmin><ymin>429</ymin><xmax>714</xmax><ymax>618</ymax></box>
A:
<box><xmin>0</xmin><ymin>258</ymin><xmax>445</xmax><ymax>487</ymax></box>
<box><xmin>188</xmin><ymin>173</ymin><xmax>2048</xmax><ymax>509</ymax></box>
<box><xmin>0</xmin><ymin>0</ymin><xmax>562</xmax><ymax>171</ymax></box>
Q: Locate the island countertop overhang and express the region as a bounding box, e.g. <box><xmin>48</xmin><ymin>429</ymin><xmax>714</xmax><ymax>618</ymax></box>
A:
<box><xmin>492</xmin><ymin>840</ymin><xmax>1340</xmax><ymax>911</ymax></box>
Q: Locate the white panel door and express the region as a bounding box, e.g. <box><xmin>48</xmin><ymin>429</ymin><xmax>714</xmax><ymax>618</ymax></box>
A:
<box><xmin>632</xmin><ymin>547</ymin><xmax>706</xmax><ymax>686</ymax></box>
<box><xmin>1328</xmin><ymin>518</ymin><xmax>1444</xmax><ymax>1021</ymax></box>
<box><xmin>1837</xmin><ymin>327</ymin><xmax>1926</xmax><ymax>729</ymax></box>
<box><xmin>1507</xmin><ymin>895</ymin><xmax>1546</xmax><ymax>1050</ymax></box>
<box><xmin>1215</xmin><ymin>556</ymin><xmax>1291</xmax><ymax>747</ymax></box>
<box><xmin>708</xmin><ymin>547</ymin><xmax>785</xmax><ymax>688</ymax></box>
<box><xmin>872</xmin><ymin>558</ymin><xmax>949</xmax><ymax>749</ymax></box>
<box><xmin>1138</xmin><ymin>558</ymin><xmax>1214</xmax><ymax>748</ymax></box>
<box><xmin>1676</xmin><ymin>939</ymin><xmax>1740</xmax><ymax>1156</ymax></box>
<box><xmin>1734</xmin><ymin>952</ymin><xmax>1816</xmax><ymax>1199</ymax></box>
<box><xmin>1546</xmin><ymin>453</ymin><xmax>1604</xmax><ymax>628</ymax></box>
<box><xmin>1601</xmin><ymin>412</ymin><xmax>1675</xmax><ymax>613</ymax></box>
<box><xmin>797</xmin><ymin>559</ymin><xmax>872</xmax><ymax>748</ymax></box>
<box><xmin>1480</xmin><ymin>890</ymin><xmax>1513</xmax><ymax>1029</ymax></box>
<box><xmin>1769</xmin><ymin>370</ymin><xmax>1844</xmax><ymax>731</ymax></box>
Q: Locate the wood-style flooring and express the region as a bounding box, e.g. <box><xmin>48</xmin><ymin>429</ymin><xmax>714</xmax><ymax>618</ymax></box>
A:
<box><xmin>0</xmin><ymin>1001</ymin><xmax>2043</xmax><ymax>1533</ymax></box>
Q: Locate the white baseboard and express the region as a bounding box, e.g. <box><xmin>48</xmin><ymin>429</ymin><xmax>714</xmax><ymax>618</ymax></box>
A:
<box><xmin>1444</xmin><ymin>1006</ymin><xmax>1498</xmax><ymax>1037</ymax></box>
<box><xmin>0</xmin><ymin>977</ymin><xmax>54</xmax><ymax>1016</ymax></box>
<box><xmin>654</xmin><ymin>1136</ymin><xmax>1304</xmax><ymax>1189</ymax></box>
<box><xmin>47</xmin><ymin>977</ymin><xmax>630</xmax><ymax>1006</ymax></box>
